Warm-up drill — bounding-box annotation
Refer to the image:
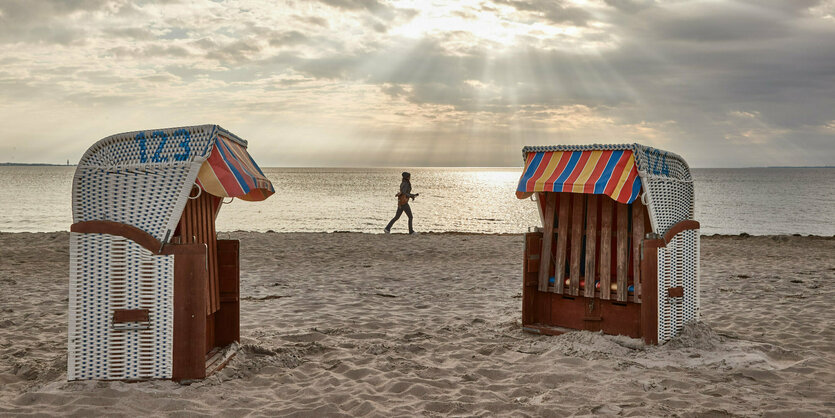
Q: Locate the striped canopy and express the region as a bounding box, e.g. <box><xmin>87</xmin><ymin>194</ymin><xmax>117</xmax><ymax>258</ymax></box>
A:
<box><xmin>196</xmin><ymin>134</ymin><xmax>274</xmax><ymax>201</ymax></box>
<box><xmin>516</xmin><ymin>148</ymin><xmax>642</xmax><ymax>204</ymax></box>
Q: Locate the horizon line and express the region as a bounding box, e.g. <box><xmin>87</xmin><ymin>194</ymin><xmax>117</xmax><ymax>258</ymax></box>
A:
<box><xmin>2</xmin><ymin>162</ymin><xmax>833</xmax><ymax>169</ymax></box>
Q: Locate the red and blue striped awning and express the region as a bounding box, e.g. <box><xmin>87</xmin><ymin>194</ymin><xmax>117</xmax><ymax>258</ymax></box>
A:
<box><xmin>516</xmin><ymin>149</ymin><xmax>641</xmax><ymax>204</ymax></box>
<box><xmin>196</xmin><ymin>134</ymin><xmax>274</xmax><ymax>201</ymax></box>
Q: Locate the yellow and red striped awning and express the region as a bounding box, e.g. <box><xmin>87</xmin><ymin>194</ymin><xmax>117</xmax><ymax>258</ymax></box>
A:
<box><xmin>196</xmin><ymin>134</ymin><xmax>274</xmax><ymax>201</ymax></box>
<box><xmin>516</xmin><ymin>149</ymin><xmax>642</xmax><ymax>204</ymax></box>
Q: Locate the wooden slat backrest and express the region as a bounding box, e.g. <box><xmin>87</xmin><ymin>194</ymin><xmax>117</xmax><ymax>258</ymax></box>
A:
<box><xmin>632</xmin><ymin>199</ymin><xmax>645</xmax><ymax>302</ymax></box>
<box><xmin>554</xmin><ymin>194</ymin><xmax>571</xmax><ymax>294</ymax></box>
<box><xmin>569</xmin><ymin>194</ymin><xmax>584</xmax><ymax>296</ymax></box>
<box><xmin>583</xmin><ymin>195</ymin><xmax>598</xmax><ymax>298</ymax></box>
<box><xmin>538</xmin><ymin>192</ymin><xmax>648</xmax><ymax>303</ymax></box>
<box><xmin>616</xmin><ymin>202</ymin><xmax>629</xmax><ymax>302</ymax></box>
<box><xmin>598</xmin><ymin>197</ymin><xmax>613</xmax><ymax>300</ymax></box>
<box><xmin>537</xmin><ymin>193</ymin><xmax>556</xmax><ymax>292</ymax></box>
<box><xmin>178</xmin><ymin>192</ymin><xmax>221</xmax><ymax>315</ymax></box>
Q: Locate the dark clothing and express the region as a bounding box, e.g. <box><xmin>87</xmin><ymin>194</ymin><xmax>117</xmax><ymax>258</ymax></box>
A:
<box><xmin>385</xmin><ymin>203</ymin><xmax>413</xmax><ymax>233</ymax></box>
<box><xmin>399</xmin><ymin>180</ymin><xmax>415</xmax><ymax>198</ymax></box>
<box><xmin>387</xmin><ymin>179</ymin><xmax>415</xmax><ymax>233</ymax></box>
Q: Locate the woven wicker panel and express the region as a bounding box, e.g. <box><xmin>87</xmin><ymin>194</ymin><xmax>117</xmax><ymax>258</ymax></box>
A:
<box><xmin>656</xmin><ymin>228</ymin><xmax>700</xmax><ymax>344</ymax></box>
<box><xmin>72</xmin><ymin>125</ymin><xmax>216</xmax><ymax>242</ymax></box>
<box><xmin>68</xmin><ymin>232</ymin><xmax>174</xmax><ymax>380</ymax></box>
<box><xmin>631</xmin><ymin>144</ymin><xmax>694</xmax><ymax>235</ymax></box>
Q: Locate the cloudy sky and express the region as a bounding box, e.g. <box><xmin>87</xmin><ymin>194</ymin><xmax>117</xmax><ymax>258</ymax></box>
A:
<box><xmin>0</xmin><ymin>0</ymin><xmax>833</xmax><ymax>167</ymax></box>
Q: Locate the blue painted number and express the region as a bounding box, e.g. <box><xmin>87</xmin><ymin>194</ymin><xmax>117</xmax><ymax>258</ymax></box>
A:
<box><xmin>648</xmin><ymin>149</ymin><xmax>670</xmax><ymax>176</ymax></box>
<box><xmin>150</xmin><ymin>131</ymin><xmax>168</xmax><ymax>162</ymax></box>
<box><xmin>173</xmin><ymin>129</ymin><xmax>191</xmax><ymax>161</ymax></box>
<box><xmin>135</xmin><ymin>130</ymin><xmax>191</xmax><ymax>163</ymax></box>
<box><xmin>135</xmin><ymin>132</ymin><xmax>148</xmax><ymax>163</ymax></box>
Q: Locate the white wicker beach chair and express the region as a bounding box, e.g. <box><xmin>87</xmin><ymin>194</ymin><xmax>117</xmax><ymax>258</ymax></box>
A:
<box><xmin>69</xmin><ymin>125</ymin><xmax>273</xmax><ymax>380</ymax></box>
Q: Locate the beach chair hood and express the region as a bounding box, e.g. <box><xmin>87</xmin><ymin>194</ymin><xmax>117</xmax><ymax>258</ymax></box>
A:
<box><xmin>72</xmin><ymin>124</ymin><xmax>274</xmax><ymax>243</ymax></box>
<box><xmin>516</xmin><ymin>143</ymin><xmax>694</xmax><ymax>235</ymax></box>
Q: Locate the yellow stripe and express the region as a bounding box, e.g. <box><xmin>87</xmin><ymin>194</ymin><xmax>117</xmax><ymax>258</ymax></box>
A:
<box><xmin>197</xmin><ymin>160</ymin><xmax>229</xmax><ymax>197</ymax></box>
<box><xmin>571</xmin><ymin>150</ymin><xmax>604</xmax><ymax>193</ymax></box>
<box><xmin>533</xmin><ymin>151</ymin><xmax>563</xmax><ymax>191</ymax></box>
<box><xmin>610</xmin><ymin>156</ymin><xmax>635</xmax><ymax>199</ymax></box>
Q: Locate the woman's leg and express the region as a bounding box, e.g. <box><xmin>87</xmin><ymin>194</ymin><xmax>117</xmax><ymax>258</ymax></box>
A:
<box><xmin>403</xmin><ymin>204</ymin><xmax>413</xmax><ymax>233</ymax></box>
<box><xmin>385</xmin><ymin>205</ymin><xmax>404</xmax><ymax>231</ymax></box>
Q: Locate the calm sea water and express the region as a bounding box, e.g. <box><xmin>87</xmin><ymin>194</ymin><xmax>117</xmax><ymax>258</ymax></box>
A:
<box><xmin>0</xmin><ymin>166</ymin><xmax>832</xmax><ymax>235</ymax></box>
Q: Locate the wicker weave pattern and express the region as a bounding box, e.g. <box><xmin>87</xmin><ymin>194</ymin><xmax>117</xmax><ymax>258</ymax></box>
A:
<box><xmin>68</xmin><ymin>232</ymin><xmax>173</xmax><ymax>380</ymax></box>
<box><xmin>72</xmin><ymin>125</ymin><xmax>216</xmax><ymax>242</ymax></box>
<box><xmin>631</xmin><ymin>144</ymin><xmax>694</xmax><ymax>235</ymax></box>
<box><xmin>656</xmin><ymin>228</ymin><xmax>700</xmax><ymax>344</ymax></box>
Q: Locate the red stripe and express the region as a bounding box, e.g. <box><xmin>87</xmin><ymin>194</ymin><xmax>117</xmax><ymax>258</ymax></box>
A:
<box><xmin>603</xmin><ymin>152</ymin><xmax>632</xmax><ymax>196</ymax></box>
<box><xmin>525</xmin><ymin>152</ymin><xmax>553</xmax><ymax>191</ymax></box>
<box><xmin>519</xmin><ymin>153</ymin><xmax>535</xmax><ymax>190</ymax></box>
<box><xmin>225</xmin><ymin>139</ymin><xmax>263</xmax><ymax>183</ymax></box>
<box><xmin>544</xmin><ymin>152</ymin><xmax>574</xmax><ymax>192</ymax></box>
<box><xmin>218</xmin><ymin>139</ymin><xmax>257</xmax><ymax>190</ymax></box>
<box><xmin>583</xmin><ymin>150</ymin><xmax>613</xmax><ymax>194</ymax></box>
<box><xmin>207</xmin><ymin>144</ymin><xmax>246</xmax><ymax>196</ymax></box>
<box><xmin>614</xmin><ymin>166</ymin><xmax>639</xmax><ymax>203</ymax></box>
<box><xmin>561</xmin><ymin>151</ymin><xmax>592</xmax><ymax>192</ymax></box>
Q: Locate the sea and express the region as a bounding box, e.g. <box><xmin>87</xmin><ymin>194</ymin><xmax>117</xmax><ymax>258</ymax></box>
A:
<box><xmin>0</xmin><ymin>166</ymin><xmax>833</xmax><ymax>236</ymax></box>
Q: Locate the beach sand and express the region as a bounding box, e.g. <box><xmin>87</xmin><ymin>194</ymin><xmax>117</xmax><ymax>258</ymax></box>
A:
<box><xmin>0</xmin><ymin>232</ymin><xmax>832</xmax><ymax>416</ymax></box>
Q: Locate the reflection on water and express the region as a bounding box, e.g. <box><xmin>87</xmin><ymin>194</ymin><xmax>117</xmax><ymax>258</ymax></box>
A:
<box><xmin>0</xmin><ymin>166</ymin><xmax>832</xmax><ymax>235</ymax></box>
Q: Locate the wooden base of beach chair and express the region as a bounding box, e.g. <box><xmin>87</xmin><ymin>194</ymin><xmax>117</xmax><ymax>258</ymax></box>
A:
<box><xmin>521</xmin><ymin>193</ymin><xmax>700</xmax><ymax>345</ymax></box>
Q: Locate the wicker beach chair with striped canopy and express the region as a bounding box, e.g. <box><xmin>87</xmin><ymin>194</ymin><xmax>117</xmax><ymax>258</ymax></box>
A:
<box><xmin>516</xmin><ymin>144</ymin><xmax>698</xmax><ymax>344</ymax></box>
<box><xmin>69</xmin><ymin>124</ymin><xmax>274</xmax><ymax>381</ymax></box>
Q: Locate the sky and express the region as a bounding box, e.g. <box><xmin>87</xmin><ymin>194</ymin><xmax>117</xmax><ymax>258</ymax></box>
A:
<box><xmin>0</xmin><ymin>0</ymin><xmax>833</xmax><ymax>167</ymax></box>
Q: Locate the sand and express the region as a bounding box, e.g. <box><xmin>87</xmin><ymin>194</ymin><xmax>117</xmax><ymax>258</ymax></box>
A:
<box><xmin>0</xmin><ymin>232</ymin><xmax>833</xmax><ymax>417</ymax></box>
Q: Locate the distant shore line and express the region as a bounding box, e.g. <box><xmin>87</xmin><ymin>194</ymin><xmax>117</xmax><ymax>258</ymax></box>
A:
<box><xmin>1</xmin><ymin>163</ymin><xmax>833</xmax><ymax>169</ymax></box>
<box><xmin>1</xmin><ymin>230</ymin><xmax>833</xmax><ymax>238</ymax></box>
<box><xmin>0</xmin><ymin>162</ymin><xmax>75</xmax><ymax>167</ymax></box>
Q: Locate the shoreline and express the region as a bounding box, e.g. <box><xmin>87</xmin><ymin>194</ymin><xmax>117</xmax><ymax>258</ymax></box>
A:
<box><xmin>2</xmin><ymin>230</ymin><xmax>834</xmax><ymax>238</ymax></box>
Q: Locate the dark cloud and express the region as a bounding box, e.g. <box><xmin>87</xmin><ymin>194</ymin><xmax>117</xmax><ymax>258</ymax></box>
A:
<box><xmin>492</xmin><ymin>0</ymin><xmax>592</xmax><ymax>26</ymax></box>
<box><xmin>141</xmin><ymin>73</ymin><xmax>180</xmax><ymax>83</ymax></box>
<box><xmin>102</xmin><ymin>27</ymin><xmax>155</xmax><ymax>40</ymax></box>
<box><xmin>381</xmin><ymin>83</ymin><xmax>407</xmax><ymax>98</ymax></box>
<box><xmin>294</xmin><ymin>54</ymin><xmax>364</xmax><ymax>79</ymax></box>
<box><xmin>268</xmin><ymin>30</ymin><xmax>308</xmax><ymax>47</ymax></box>
<box><xmin>295</xmin><ymin>15</ymin><xmax>330</xmax><ymax>28</ymax></box>
<box><xmin>315</xmin><ymin>0</ymin><xmax>386</xmax><ymax>12</ymax></box>
<box><xmin>206</xmin><ymin>39</ymin><xmax>262</xmax><ymax>63</ymax></box>
<box><xmin>737</xmin><ymin>0</ymin><xmax>825</xmax><ymax>14</ymax></box>
<box><xmin>0</xmin><ymin>0</ymin><xmax>117</xmax><ymax>44</ymax></box>
<box><xmin>603</xmin><ymin>0</ymin><xmax>656</xmax><ymax>14</ymax></box>
<box><xmin>648</xmin><ymin>6</ymin><xmax>790</xmax><ymax>42</ymax></box>
<box><xmin>107</xmin><ymin>44</ymin><xmax>192</xmax><ymax>58</ymax></box>
<box><xmin>0</xmin><ymin>0</ymin><xmax>112</xmax><ymax>22</ymax></box>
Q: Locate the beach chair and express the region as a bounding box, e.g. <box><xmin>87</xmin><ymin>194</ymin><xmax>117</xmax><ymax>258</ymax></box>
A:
<box><xmin>516</xmin><ymin>144</ymin><xmax>699</xmax><ymax>344</ymax></box>
<box><xmin>68</xmin><ymin>125</ymin><xmax>274</xmax><ymax>381</ymax></box>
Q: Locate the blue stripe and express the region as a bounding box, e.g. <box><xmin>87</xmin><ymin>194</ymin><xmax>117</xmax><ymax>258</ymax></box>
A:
<box><xmin>628</xmin><ymin>177</ymin><xmax>641</xmax><ymax>203</ymax></box>
<box><xmin>247</xmin><ymin>152</ymin><xmax>268</xmax><ymax>178</ymax></box>
<box><xmin>243</xmin><ymin>153</ymin><xmax>263</xmax><ymax>189</ymax></box>
<box><xmin>215</xmin><ymin>139</ymin><xmax>252</xmax><ymax>194</ymax></box>
<box><xmin>593</xmin><ymin>150</ymin><xmax>624</xmax><ymax>194</ymax></box>
<box><xmin>552</xmin><ymin>151</ymin><xmax>581</xmax><ymax>190</ymax></box>
<box><xmin>517</xmin><ymin>153</ymin><xmax>544</xmax><ymax>192</ymax></box>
